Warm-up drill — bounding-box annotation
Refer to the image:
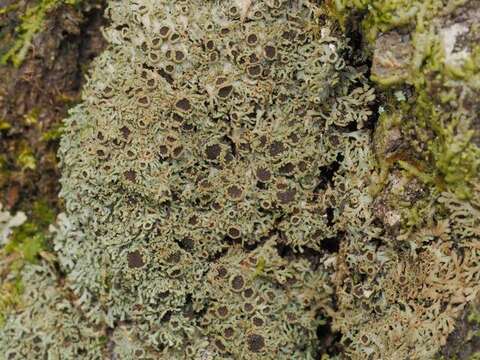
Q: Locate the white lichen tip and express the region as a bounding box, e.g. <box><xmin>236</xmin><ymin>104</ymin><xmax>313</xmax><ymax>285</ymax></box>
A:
<box><xmin>0</xmin><ymin>203</ymin><xmax>27</xmax><ymax>246</ymax></box>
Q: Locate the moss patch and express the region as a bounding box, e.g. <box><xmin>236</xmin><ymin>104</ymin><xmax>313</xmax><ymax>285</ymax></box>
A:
<box><xmin>1</xmin><ymin>0</ymin><xmax>84</xmax><ymax>67</ymax></box>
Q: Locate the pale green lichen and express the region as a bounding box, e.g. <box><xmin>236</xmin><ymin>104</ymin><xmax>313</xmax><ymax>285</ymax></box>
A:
<box><xmin>1</xmin><ymin>0</ymin><xmax>479</xmax><ymax>359</ymax></box>
<box><xmin>50</xmin><ymin>0</ymin><xmax>373</xmax><ymax>357</ymax></box>
<box><xmin>0</xmin><ymin>262</ymin><xmax>107</xmax><ymax>359</ymax></box>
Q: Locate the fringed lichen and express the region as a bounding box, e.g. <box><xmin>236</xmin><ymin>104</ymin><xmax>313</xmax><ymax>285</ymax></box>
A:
<box><xmin>49</xmin><ymin>0</ymin><xmax>373</xmax><ymax>357</ymax></box>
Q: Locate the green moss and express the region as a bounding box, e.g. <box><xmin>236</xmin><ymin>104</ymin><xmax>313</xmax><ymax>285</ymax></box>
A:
<box><xmin>333</xmin><ymin>0</ymin><xmax>415</xmax><ymax>42</ymax></box>
<box><xmin>0</xmin><ymin>119</ymin><xmax>11</xmax><ymax>131</ymax></box>
<box><xmin>17</xmin><ymin>148</ymin><xmax>36</xmax><ymax>171</ymax></box>
<box><xmin>370</xmin><ymin>73</ymin><xmax>406</xmax><ymax>86</ymax></box>
<box><xmin>41</xmin><ymin>123</ymin><xmax>65</xmax><ymax>142</ymax></box>
<box><xmin>397</xmin><ymin>160</ymin><xmax>435</xmax><ymax>186</ymax></box>
<box><xmin>32</xmin><ymin>199</ymin><xmax>56</xmax><ymax>226</ymax></box>
<box><xmin>467</xmin><ymin>307</ymin><xmax>480</xmax><ymax>327</ymax></box>
<box><xmin>342</xmin><ymin>0</ymin><xmax>479</xmax><ymax>199</ymax></box>
<box><xmin>0</xmin><ymin>4</ymin><xmax>19</xmax><ymax>16</ymax></box>
<box><xmin>3</xmin><ymin>202</ymin><xmax>52</xmax><ymax>263</ymax></box>
<box><xmin>402</xmin><ymin>196</ymin><xmax>434</xmax><ymax>230</ymax></box>
<box><xmin>4</xmin><ymin>200</ymin><xmax>55</xmax><ymax>263</ymax></box>
<box><xmin>5</xmin><ymin>223</ymin><xmax>46</xmax><ymax>263</ymax></box>
<box><xmin>333</xmin><ymin>3</ymin><xmax>480</xmax><ymax>357</ymax></box>
<box><xmin>23</xmin><ymin>107</ymin><xmax>40</xmax><ymax>126</ymax></box>
<box><xmin>428</xmin><ymin>116</ymin><xmax>480</xmax><ymax>199</ymax></box>
<box><xmin>443</xmin><ymin>45</ymin><xmax>480</xmax><ymax>81</ymax></box>
<box><xmin>1</xmin><ymin>0</ymin><xmax>84</xmax><ymax>67</ymax></box>
<box><xmin>334</xmin><ymin>0</ymin><xmax>467</xmax><ymax>44</ymax></box>
<box><xmin>0</xmin><ymin>200</ymin><xmax>56</xmax><ymax>328</ymax></box>
<box><xmin>0</xmin><ymin>155</ymin><xmax>6</xmax><ymax>172</ymax></box>
<box><xmin>412</xmin><ymin>42</ymin><xmax>480</xmax><ymax>199</ymax></box>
